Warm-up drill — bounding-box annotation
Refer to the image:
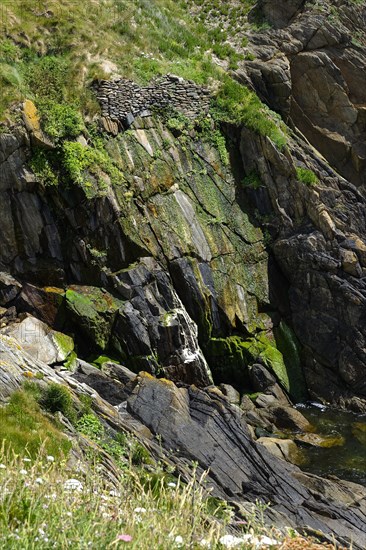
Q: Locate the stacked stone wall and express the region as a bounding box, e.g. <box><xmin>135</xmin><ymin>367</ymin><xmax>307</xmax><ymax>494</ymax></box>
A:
<box><xmin>94</xmin><ymin>74</ymin><xmax>211</xmax><ymax>133</ymax></box>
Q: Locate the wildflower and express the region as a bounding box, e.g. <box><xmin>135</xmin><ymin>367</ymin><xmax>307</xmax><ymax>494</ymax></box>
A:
<box><xmin>133</xmin><ymin>507</ymin><xmax>147</xmax><ymax>514</ymax></box>
<box><xmin>234</xmin><ymin>520</ymin><xmax>247</xmax><ymax>525</ymax></box>
<box><xmin>109</xmin><ymin>490</ymin><xmax>120</xmax><ymax>497</ymax></box>
<box><xmin>199</xmin><ymin>540</ymin><xmax>210</xmax><ymax>548</ymax></box>
<box><xmin>0</xmin><ymin>464</ymin><xmax>6</xmax><ymax>469</ymax></box>
<box><xmin>174</xmin><ymin>535</ymin><xmax>184</xmax><ymax>547</ymax></box>
<box><xmin>241</xmin><ymin>534</ymin><xmax>260</xmax><ymax>544</ymax></box>
<box><xmin>117</xmin><ymin>534</ymin><xmax>132</xmax><ymax>542</ymax></box>
<box><xmin>219</xmin><ymin>534</ymin><xmax>247</xmax><ymax>548</ymax></box>
<box><xmin>167</xmin><ymin>482</ymin><xmax>176</xmax><ymax>488</ymax></box>
<box><xmin>19</xmin><ymin>469</ymin><xmax>28</xmax><ymax>475</ymax></box>
<box><xmin>35</xmin><ymin>477</ymin><xmax>44</xmax><ymax>484</ymax></box>
<box><xmin>46</xmin><ymin>455</ymin><xmax>55</xmax><ymax>462</ymax></box>
<box><xmin>23</xmin><ymin>457</ymin><xmax>32</xmax><ymax>462</ymax></box>
<box><xmin>64</xmin><ymin>478</ymin><xmax>83</xmax><ymax>492</ymax></box>
<box><xmin>259</xmin><ymin>536</ymin><xmax>280</xmax><ymax>546</ymax></box>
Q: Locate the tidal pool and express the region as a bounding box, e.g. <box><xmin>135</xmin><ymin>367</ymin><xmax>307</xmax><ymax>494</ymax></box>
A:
<box><xmin>296</xmin><ymin>403</ymin><xmax>366</xmax><ymax>486</ymax></box>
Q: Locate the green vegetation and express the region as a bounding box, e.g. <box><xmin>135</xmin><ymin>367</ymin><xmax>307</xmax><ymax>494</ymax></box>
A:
<box><xmin>76</xmin><ymin>412</ymin><xmax>151</xmax><ymax>467</ymax></box>
<box><xmin>0</xmin><ymin>0</ymin><xmax>286</xmax><ymax>155</ymax></box>
<box><xmin>0</xmin><ymin>450</ymin><xmax>236</xmax><ymax>550</ymax></box>
<box><xmin>29</xmin><ymin>150</ymin><xmax>59</xmax><ymax>187</ymax></box>
<box><xmin>295</xmin><ymin>167</ymin><xmax>319</xmax><ymax>186</ymax></box>
<box><xmin>242</xmin><ymin>170</ymin><xmax>262</xmax><ymax>189</ymax></box>
<box><xmin>211</xmin><ymin>78</ymin><xmax>286</xmax><ymax>149</ymax></box>
<box><xmin>38</xmin><ymin>102</ymin><xmax>84</xmax><ymax>142</ymax></box>
<box><xmin>0</xmin><ymin>388</ymin><xmax>71</xmax><ymax>459</ymax></box>
<box><xmin>40</xmin><ymin>383</ymin><xmax>77</xmax><ymax>423</ymax></box>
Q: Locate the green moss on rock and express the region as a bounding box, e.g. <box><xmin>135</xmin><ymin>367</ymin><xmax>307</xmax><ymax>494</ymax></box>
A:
<box><xmin>206</xmin><ymin>332</ymin><xmax>289</xmax><ymax>393</ymax></box>
<box><xmin>65</xmin><ymin>286</ymin><xmax>123</xmax><ymax>350</ymax></box>
<box><xmin>274</xmin><ymin>321</ymin><xmax>308</xmax><ymax>403</ymax></box>
<box><xmin>51</xmin><ymin>331</ymin><xmax>74</xmax><ymax>361</ymax></box>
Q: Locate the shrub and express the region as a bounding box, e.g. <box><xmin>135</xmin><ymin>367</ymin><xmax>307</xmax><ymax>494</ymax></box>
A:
<box><xmin>29</xmin><ymin>150</ymin><xmax>58</xmax><ymax>187</ymax></box>
<box><xmin>295</xmin><ymin>167</ymin><xmax>319</xmax><ymax>186</ymax></box>
<box><xmin>40</xmin><ymin>383</ymin><xmax>76</xmax><ymax>423</ymax></box>
<box><xmin>38</xmin><ymin>100</ymin><xmax>84</xmax><ymax>141</ymax></box>
<box><xmin>76</xmin><ymin>413</ymin><xmax>104</xmax><ymax>439</ymax></box>
<box><xmin>62</xmin><ymin>139</ymin><xmax>122</xmax><ymax>194</ymax></box>
<box><xmin>242</xmin><ymin>170</ymin><xmax>262</xmax><ymax>189</ymax></box>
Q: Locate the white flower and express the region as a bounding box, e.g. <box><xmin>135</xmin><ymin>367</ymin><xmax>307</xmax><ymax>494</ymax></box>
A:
<box><xmin>219</xmin><ymin>534</ymin><xmax>247</xmax><ymax>548</ymax></box>
<box><xmin>174</xmin><ymin>535</ymin><xmax>184</xmax><ymax>547</ymax></box>
<box><xmin>199</xmin><ymin>539</ymin><xmax>210</xmax><ymax>548</ymax></box>
<box><xmin>0</xmin><ymin>463</ymin><xmax>6</xmax><ymax>469</ymax></box>
<box><xmin>109</xmin><ymin>490</ymin><xmax>120</xmax><ymax>497</ymax></box>
<box><xmin>167</xmin><ymin>482</ymin><xmax>176</xmax><ymax>488</ymax></box>
<box><xmin>66</xmin><ymin>511</ymin><xmax>72</xmax><ymax>517</ymax></box>
<box><xmin>259</xmin><ymin>536</ymin><xmax>280</xmax><ymax>547</ymax></box>
<box><xmin>38</xmin><ymin>528</ymin><xmax>45</xmax><ymax>536</ymax></box>
<box><xmin>19</xmin><ymin>469</ymin><xmax>28</xmax><ymax>475</ymax></box>
<box><xmin>35</xmin><ymin>477</ymin><xmax>44</xmax><ymax>484</ymax></box>
<box><xmin>64</xmin><ymin>478</ymin><xmax>83</xmax><ymax>492</ymax></box>
<box><xmin>23</xmin><ymin>457</ymin><xmax>31</xmax><ymax>462</ymax></box>
<box><xmin>134</xmin><ymin>507</ymin><xmax>147</xmax><ymax>514</ymax></box>
<box><xmin>46</xmin><ymin>455</ymin><xmax>55</xmax><ymax>462</ymax></box>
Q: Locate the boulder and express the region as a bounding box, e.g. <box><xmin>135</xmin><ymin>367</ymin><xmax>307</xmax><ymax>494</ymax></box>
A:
<box><xmin>256</xmin><ymin>437</ymin><xmax>303</xmax><ymax>465</ymax></box>
<box><xmin>16</xmin><ymin>284</ymin><xmax>65</xmax><ymax>328</ymax></box>
<box><xmin>252</xmin><ymin>0</ymin><xmax>305</xmax><ymax>29</ymax></box>
<box><xmin>66</xmin><ymin>285</ymin><xmax>122</xmax><ymax>351</ymax></box>
<box><xmin>2</xmin><ymin>316</ymin><xmax>74</xmax><ymax>365</ymax></box>
<box><xmin>0</xmin><ymin>272</ymin><xmax>22</xmax><ymax>306</ymax></box>
<box><xmin>219</xmin><ymin>383</ymin><xmax>241</xmax><ymax>405</ymax></box>
<box><xmin>72</xmin><ymin>360</ymin><xmax>130</xmax><ymax>405</ymax></box>
<box><xmin>294</xmin><ymin>433</ymin><xmax>345</xmax><ymax>448</ymax></box>
<box><xmin>259</xmin><ymin>405</ymin><xmax>313</xmax><ymax>432</ymax></box>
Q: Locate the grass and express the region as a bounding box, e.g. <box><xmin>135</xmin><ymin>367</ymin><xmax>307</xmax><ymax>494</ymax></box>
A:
<box><xmin>0</xmin><ymin>388</ymin><xmax>71</xmax><ymax>459</ymax></box>
<box><xmin>0</xmin><ymin>0</ymin><xmax>286</xmax><ymax>152</ymax></box>
<box><xmin>295</xmin><ymin>167</ymin><xmax>319</xmax><ymax>186</ymax></box>
<box><xmin>0</xmin><ymin>446</ymin><xmax>340</xmax><ymax>549</ymax></box>
<box><xmin>0</xmin><ymin>448</ymin><xmax>231</xmax><ymax>549</ymax></box>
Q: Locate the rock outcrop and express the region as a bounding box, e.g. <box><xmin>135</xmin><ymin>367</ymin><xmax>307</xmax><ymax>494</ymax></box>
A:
<box><xmin>242</xmin><ymin>1</ymin><xmax>366</xmax><ymax>187</ymax></box>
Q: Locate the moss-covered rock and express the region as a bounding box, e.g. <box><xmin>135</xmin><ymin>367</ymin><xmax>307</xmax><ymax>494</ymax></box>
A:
<box><xmin>274</xmin><ymin>321</ymin><xmax>307</xmax><ymax>403</ymax></box>
<box><xmin>65</xmin><ymin>286</ymin><xmax>123</xmax><ymax>351</ymax></box>
<box><xmin>205</xmin><ymin>332</ymin><xmax>291</xmax><ymax>393</ymax></box>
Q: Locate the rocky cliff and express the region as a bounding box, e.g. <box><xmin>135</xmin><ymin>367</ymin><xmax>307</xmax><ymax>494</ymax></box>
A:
<box><xmin>1</xmin><ymin>0</ymin><xmax>366</xmax><ymax>546</ymax></box>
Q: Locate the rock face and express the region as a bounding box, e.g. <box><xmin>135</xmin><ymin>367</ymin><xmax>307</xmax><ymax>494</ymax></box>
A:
<box><xmin>242</xmin><ymin>1</ymin><xmax>366</xmax><ymax>187</ymax></box>
<box><xmin>238</xmin><ymin>120</ymin><xmax>366</xmax><ymax>409</ymax></box>
<box><xmin>1</xmin><ymin>5</ymin><xmax>366</xmax><ymax>410</ymax></box>
<box><xmin>0</xmin><ymin>112</ymin><xmax>276</xmax><ymax>391</ymax></box>
<box><xmin>2</xmin><ymin>71</ymin><xmax>366</xmax><ymax>406</ymax></box>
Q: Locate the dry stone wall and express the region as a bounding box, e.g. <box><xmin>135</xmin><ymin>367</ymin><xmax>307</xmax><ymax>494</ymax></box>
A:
<box><xmin>93</xmin><ymin>74</ymin><xmax>211</xmax><ymax>133</ymax></box>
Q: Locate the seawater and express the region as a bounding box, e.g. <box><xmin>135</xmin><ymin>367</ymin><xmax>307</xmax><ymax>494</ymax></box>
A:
<box><xmin>296</xmin><ymin>403</ymin><xmax>366</xmax><ymax>486</ymax></box>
